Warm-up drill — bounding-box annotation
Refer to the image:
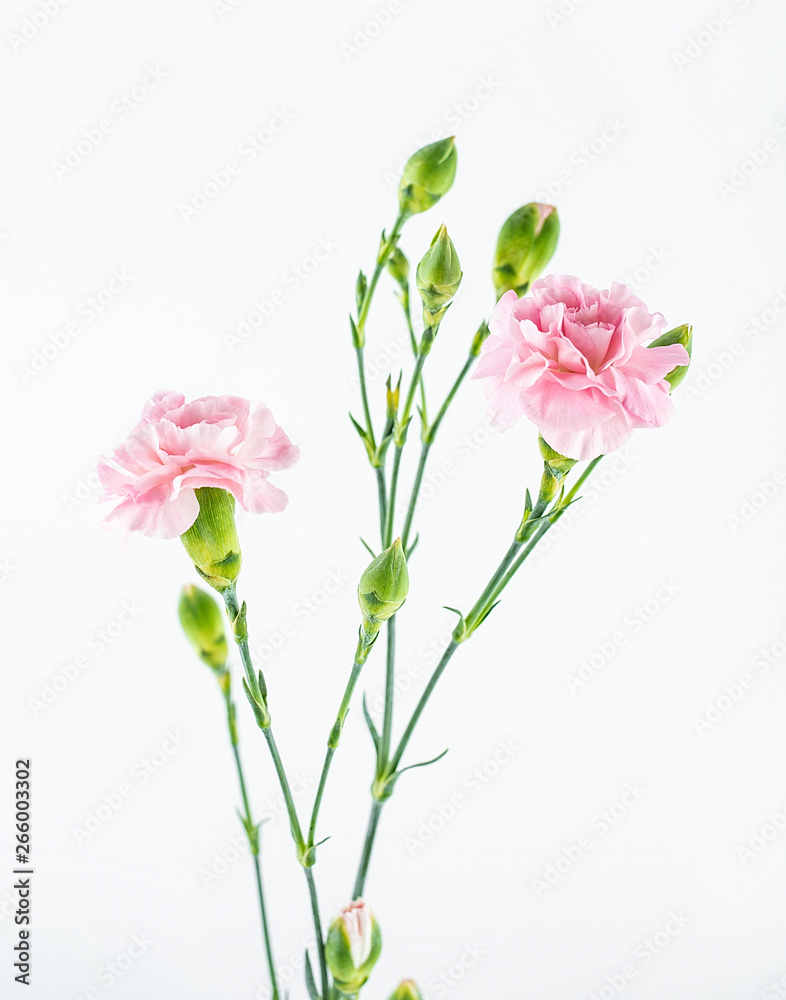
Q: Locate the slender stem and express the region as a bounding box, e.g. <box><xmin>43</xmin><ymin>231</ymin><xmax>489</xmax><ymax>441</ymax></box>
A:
<box><xmin>262</xmin><ymin>727</ymin><xmax>305</xmax><ymax>851</ymax></box>
<box><xmin>379</xmin><ymin>617</ymin><xmax>396</xmax><ymax>765</ymax></box>
<box><xmin>307</xmin><ymin>643</ymin><xmax>367</xmax><ymax>847</ymax></box>
<box><xmin>356</xmin><ymin>455</ymin><xmax>607</xmax><ymax>886</ymax></box>
<box><xmin>386</xmin><ymin>351</ymin><xmax>427</xmax><ymax>545</ymax></box>
<box><xmin>400</xmin><ymin>351</ymin><xmax>476</xmax><ymax>551</ymax></box>
<box><xmin>400</xmin><ymin>286</ymin><xmax>427</xmax><ymax>418</ymax></box>
<box><xmin>375</xmin><ymin>467</ymin><xmax>387</xmax><ymax>547</ymax></box>
<box><xmin>353</xmin><ymin>800</ymin><xmax>382</xmax><ymax>899</ymax></box>
<box><xmin>355</xmin><ymin>346</ymin><xmax>376</xmax><ymax>451</ymax></box>
<box><xmin>357</xmin><ymin>212</ymin><xmax>406</xmax><ymax>333</ymax></box>
<box><xmin>225</xmin><ymin>697</ymin><xmax>279</xmax><ymax>1000</ymax></box>
<box><xmin>305</xmin><ymin>867</ymin><xmax>329</xmax><ymax>1000</ymax></box>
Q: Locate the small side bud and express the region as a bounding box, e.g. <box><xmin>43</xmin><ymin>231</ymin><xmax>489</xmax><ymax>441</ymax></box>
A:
<box><xmin>386</xmin><ymin>246</ymin><xmax>410</xmax><ymax>290</ymax></box>
<box><xmin>180</xmin><ymin>488</ymin><xmax>242</xmax><ymax>593</ymax></box>
<box><xmin>386</xmin><ymin>375</ymin><xmax>400</xmax><ymax>421</ymax></box>
<box><xmin>326</xmin><ymin>900</ymin><xmax>382</xmax><ymax>994</ymax></box>
<box><xmin>647</xmin><ymin>323</ymin><xmax>693</xmax><ymax>390</ymax></box>
<box><xmin>178</xmin><ymin>585</ymin><xmax>228</xmax><ymax>672</ymax></box>
<box><xmin>389</xmin><ymin>980</ymin><xmax>424</xmax><ymax>1000</ymax></box>
<box><xmin>538</xmin><ymin>435</ymin><xmax>577</xmax><ymax>481</ymax></box>
<box><xmin>398</xmin><ymin>137</ymin><xmax>457</xmax><ymax>218</ymax></box>
<box><xmin>358</xmin><ymin>538</ymin><xmax>409</xmax><ymax>632</ymax></box>
<box><xmin>493</xmin><ymin>203</ymin><xmax>560</xmax><ymax>299</ymax></box>
<box><xmin>416</xmin><ymin>224</ymin><xmax>463</xmax><ymax>330</ymax></box>
<box><xmin>470</xmin><ymin>319</ymin><xmax>491</xmax><ymax>357</ymax></box>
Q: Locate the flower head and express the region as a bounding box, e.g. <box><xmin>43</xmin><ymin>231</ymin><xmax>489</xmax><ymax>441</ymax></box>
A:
<box><xmin>472</xmin><ymin>276</ymin><xmax>690</xmax><ymax>460</ymax></box>
<box><xmin>98</xmin><ymin>392</ymin><xmax>299</xmax><ymax>538</ymax></box>
<box><xmin>326</xmin><ymin>899</ymin><xmax>381</xmax><ymax>993</ymax></box>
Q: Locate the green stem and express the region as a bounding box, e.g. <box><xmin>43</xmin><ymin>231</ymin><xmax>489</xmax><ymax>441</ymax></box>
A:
<box><xmin>385</xmin><ymin>351</ymin><xmax>427</xmax><ymax>545</ymax></box>
<box><xmin>400</xmin><ymin>351</ymin><xmax>476</xmax><ymax>551</ymax></box>
<box><xmin>353</xmin><ymin>800</ymin><xmax>382</xmax><ymax>899</ymax></box>
<box><xmin>379</xmin><ymin>617</ymin><xmax>396</xmax><ymax>766</ymax></box>
<box><xmin>356</xmin><ymin>346</ymin><xmax>376</xmax><ymax>451</ymax></box>
<box><xmin>261</xmin><ymin>727</ymin><xmax>306</xmax><ymax>852</ymax></box>
<box><xmin>375</xmin><ymin>467</ymin><xmax>387</xmax><ymax>547</ymax></box>
<box><xmin>224</xmin><ymin>695</ymin><xmax>279</xmax><ymax>1000</ymax></box>
<box><xmin>307</xmin><ymin>638</ymin><xmax>369</xmax><ymax>847</ymax></box>
<box><xmin>305</xmin><ymin>867</ymin><xmax>329</xmax><ymax>1000</ymax></box>
<box><xmin>400</xmin><ymin>286</ymin><xmax>427</xmax><ymax>419</ymax></box>
<box><xmin>357</xmin><ymin>212</ymin><xmax>406</xmax><ymax>333</ymax></box>
<box><xmin>356</xmin><ymin>455</ymin><xmax>606</xmax><ymax>887</ymax></box>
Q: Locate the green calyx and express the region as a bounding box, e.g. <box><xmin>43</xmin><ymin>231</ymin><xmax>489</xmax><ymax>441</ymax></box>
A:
<box><xmin>180</xmin><ymin>487</ymin><xmax>242</xmax><ymax>593</ymax></box>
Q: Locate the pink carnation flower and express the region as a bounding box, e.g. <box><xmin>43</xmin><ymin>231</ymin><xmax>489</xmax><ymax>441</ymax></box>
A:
<box><xmin>473</xmin><ymin>275</ymin><xmax>690</xmax><ymax>460</ymax></box>
<box><xmin>98</xmin><ymin>392</ymin><xmax>299</xmax><ymax>539</ymax></box>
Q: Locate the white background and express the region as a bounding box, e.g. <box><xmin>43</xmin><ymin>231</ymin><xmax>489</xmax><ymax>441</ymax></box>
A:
<box><xmin>3</xmin><ymin>0</ymin><xmax>786</xmax><ymax>997</ymax></box>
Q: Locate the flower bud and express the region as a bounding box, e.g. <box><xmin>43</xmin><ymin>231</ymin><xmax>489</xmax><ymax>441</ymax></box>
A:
<box><xmin>358</xmin><ymin>538</ymin><xmax>409</xmax><ymax>629</ymax></box>
<box><xmin>388</xmin><ymin>980</ymin><xmax>424</xmax><ymax>1000</ymax></box>
<box><xmin>178</xmin><ymin>585</ymin><xmax>228</xmax><ymax>672</ymax></box>
<box><xmin>416</xmin><ymin>224</ymin><xmax>463</xmax><ymax>328</ymax></box>
<box><xmin>492</xmin><ymin>203</ymin><xmax>559</xmax><ymax>299</ymax></box>
<box><xmin>386</xmin><ymin>246</ymin><xmax>410</xmax><ymax>290</ymax></box>
<box><xmin>647</xmin><ymin>323</ymin><xmax>693</xmax><ymax>390</ymax></box>
<box><xmin>180</xmin><ymin>488</ymin><xmax>242</xmax><ymax>593</ymax></box>
<box><xmin>326</xmin><ymin>900</ymin><xmax>381</xmax><ymax>994</ymax></box>
<box><xmin>398</xmin><ymin>137</ymin><xmax>457</xmax><ymax>218</ymax></box>
<box><xmin>538</xmin><ymin>435</ymin><xmax>577</xmax><ymax>481</ymax></box>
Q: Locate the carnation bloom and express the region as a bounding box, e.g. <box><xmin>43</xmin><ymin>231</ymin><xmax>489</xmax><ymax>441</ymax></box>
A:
<box><xmin>472</xmin><ymin>275</ymin><xmax>690</xmax><ymax>460</ymax></box>
<box><xmin>98</xmin><ymin>392</ymin><xmax>299</xmax><ymax>538</ymax></box>
<box><xmin>338</xmin><ymin>900</ymin><xmax>374</xmax><ymax>967</ymax></box>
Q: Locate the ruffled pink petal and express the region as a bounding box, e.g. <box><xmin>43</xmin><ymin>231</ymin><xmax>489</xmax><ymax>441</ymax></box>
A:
<box><xmin>619</xmin><ymin>344</ymin><xmax>689</xmax><ymax>385</ymax></box>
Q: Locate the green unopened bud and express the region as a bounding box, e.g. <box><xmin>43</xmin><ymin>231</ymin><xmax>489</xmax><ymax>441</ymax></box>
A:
<box><xmin>326</xmin><ymin>900</ymin><xmax>381</xmax><ymax>994</ymax></box>
<box><xmin>180</xmin><ymin>488</ymin><xmax>242</xmax><ymax>593</ymax></box>
<box><xmin>493</xmin><ymin>203</ymin><xmax>560</xmax><ymax>299</ymax></box>
<box><xmin>358</xmin><ymin>538</ymin><xmax>409</xmax><ymax>629</ymax></box>
<box><xmin>416</xmin><ymin>224</ymin><xmax>463</xmax><ymax>328</ymax></box>
<box><xmin>398</xmin><ymin>137</ymin><xmax>457</xmax><ymax>218</ymax></box>
<box><xmin>178</xmin><ymin>585</ymin><xmax>229</xmax><ymax>677</ymax></box>
<box><xmin>539</xmin><ymin>435</ymin><xmax>577</xmax><ymax>481</ymax></box>
<box><xmin>647</xmin><ymin>323</ymin><xmax>693</xmax><ymax>390</ymax></box>
<box><xmin>388</xmin><ymin>980</ymin><xmax>424</xmax><ymax>1000</ymax></box>
<box><xmin>386</xmin><ymin>246</ymin><xmax>410</xmax><ymax>290</ymax></box>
